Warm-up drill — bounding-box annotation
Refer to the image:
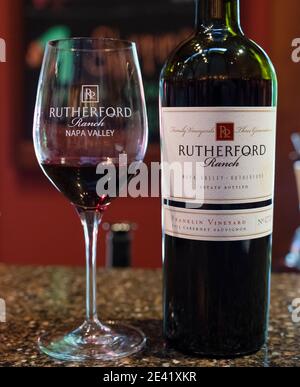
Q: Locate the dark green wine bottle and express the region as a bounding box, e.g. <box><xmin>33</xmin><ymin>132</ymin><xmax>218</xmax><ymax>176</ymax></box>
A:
<box><xmin>160</xmin><ymin>0</ymin><xmax>277</xmax><ymax>357</ymax></box>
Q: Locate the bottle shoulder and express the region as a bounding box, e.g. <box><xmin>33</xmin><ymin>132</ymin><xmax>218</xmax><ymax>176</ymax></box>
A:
<box><xmin>161</xmin><ymin>32</ymin><xmax>277</xmax><ymax>82</ymax></box>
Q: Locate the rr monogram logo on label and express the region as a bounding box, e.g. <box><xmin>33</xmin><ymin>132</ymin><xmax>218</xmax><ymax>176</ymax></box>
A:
<box><xmin>216</xmin><ymin>123</ymin><xmax>234</xmax><ymax>141</ymax></box>
<box><xmin>81</xmin><ymin>85</ymin><xmax>100</xmax><ymax>103</ymax></box>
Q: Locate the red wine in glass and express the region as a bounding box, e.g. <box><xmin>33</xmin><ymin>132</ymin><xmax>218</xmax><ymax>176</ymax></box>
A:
<box><xmin>41</xmin><ymin>160</ymin><xmax>135</xmax><ymax>212</ymax></box>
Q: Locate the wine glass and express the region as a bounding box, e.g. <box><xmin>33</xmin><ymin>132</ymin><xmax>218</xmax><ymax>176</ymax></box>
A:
<box><xmin>33</xmin><ymin>38</ymin><xmax>148</xmax><ymax>361</ymax></box>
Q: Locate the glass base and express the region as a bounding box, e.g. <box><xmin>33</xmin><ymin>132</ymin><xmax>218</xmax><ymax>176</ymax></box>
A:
<box><xmin>38</xmin><ymin>320</ymin><xmax>146</xmax><ymax>362</ymax></box>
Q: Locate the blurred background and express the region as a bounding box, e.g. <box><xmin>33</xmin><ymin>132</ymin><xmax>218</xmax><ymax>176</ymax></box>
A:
<box><xmin>0</xmin><ymin>0</ymin><xmax>299</xmax><ymax>269</ymax></box>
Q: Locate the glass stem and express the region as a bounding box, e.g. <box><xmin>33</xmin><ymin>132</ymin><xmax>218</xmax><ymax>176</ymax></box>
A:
<box><xmin>78</xmin><ymin>209</ymin><xmax>102</xmax><ymax>323</ymax></box>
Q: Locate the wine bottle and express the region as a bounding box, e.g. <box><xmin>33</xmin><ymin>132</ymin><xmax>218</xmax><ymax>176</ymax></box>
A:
<box><xmin>160</xmin><ymin>0</ymin><xmax>277</xmax><ymax>357</ymax></box>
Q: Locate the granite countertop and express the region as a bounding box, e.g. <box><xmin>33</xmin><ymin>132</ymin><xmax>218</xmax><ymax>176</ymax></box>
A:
<box><xmin>0</xmin><ymin>265</ymin><xmax>299</xmax><ymax>367</ymax></box>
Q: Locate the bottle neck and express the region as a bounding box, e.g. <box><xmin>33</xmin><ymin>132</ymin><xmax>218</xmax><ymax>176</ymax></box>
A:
<box><xmin>195</xmin><ymin>0</ymin><xmax>242</xmax><ymax>34</ymax></box>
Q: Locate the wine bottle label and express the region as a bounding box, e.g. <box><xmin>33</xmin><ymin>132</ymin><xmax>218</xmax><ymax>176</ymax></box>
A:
<box><xmin>161</xmin><ymin>107</ymin><xmax>277</xmax><ymax>241</ymax></box>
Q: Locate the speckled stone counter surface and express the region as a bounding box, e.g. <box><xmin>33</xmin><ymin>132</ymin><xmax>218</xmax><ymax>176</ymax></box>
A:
<box><xmin>0</xmin><ymin>265</ymin><xmax>299</xmax><ymax>367</ymax></box>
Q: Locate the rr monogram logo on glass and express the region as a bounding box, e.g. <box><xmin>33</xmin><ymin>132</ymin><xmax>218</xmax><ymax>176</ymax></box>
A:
<box><xmin>81</xmin><ymin>85</ymin><xmax>100</xmax><ymax>103</ymax></box>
